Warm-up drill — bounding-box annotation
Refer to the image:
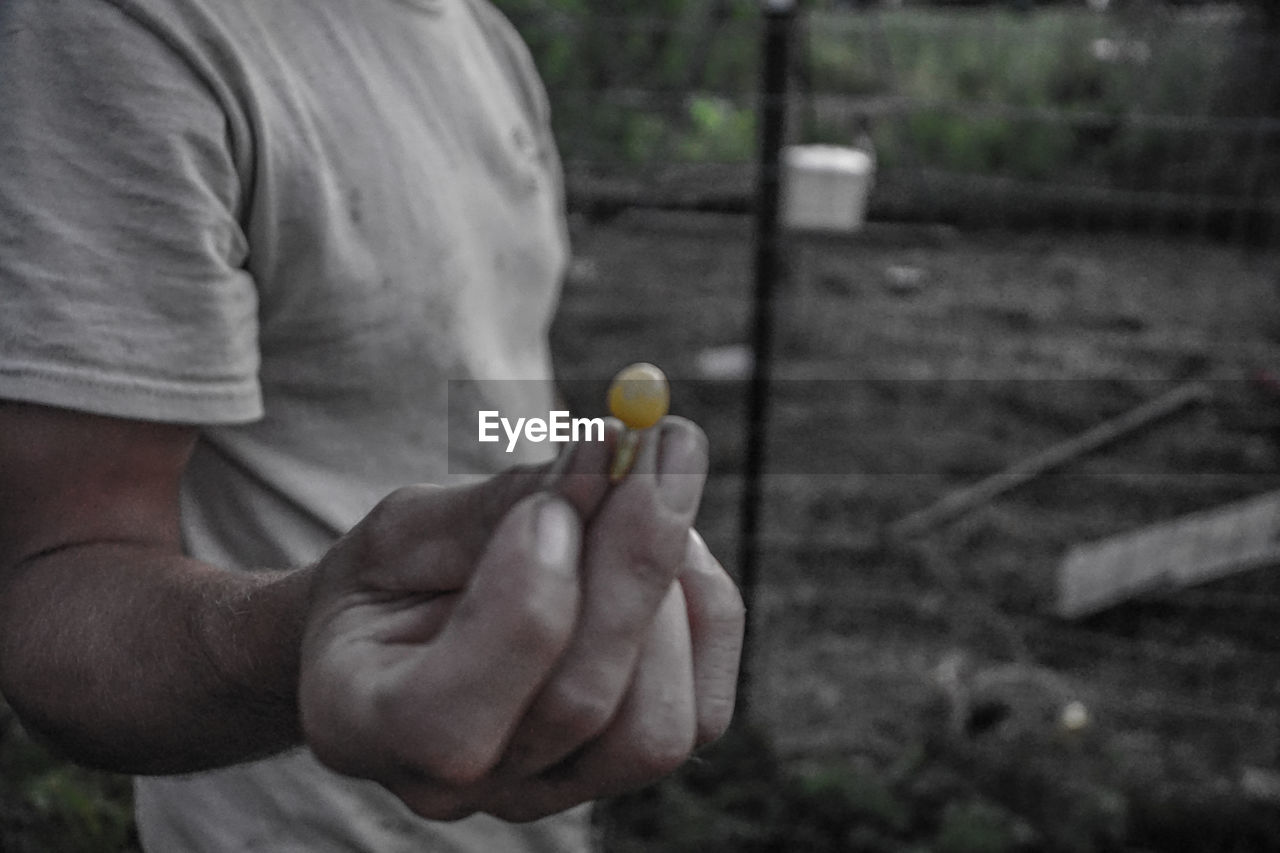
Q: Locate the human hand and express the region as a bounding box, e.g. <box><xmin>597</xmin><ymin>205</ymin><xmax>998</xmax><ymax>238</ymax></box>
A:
<box><xmin>298</xmin><ymin>417</ymin><xmax>743</xmax><ymax>821</ymax></box>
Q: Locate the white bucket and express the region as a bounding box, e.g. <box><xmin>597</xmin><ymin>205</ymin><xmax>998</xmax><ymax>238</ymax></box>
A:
<box><xmin>781</xmin><ymin>144</ymin><xmax>874</xmax><ymax>232</ymax></box>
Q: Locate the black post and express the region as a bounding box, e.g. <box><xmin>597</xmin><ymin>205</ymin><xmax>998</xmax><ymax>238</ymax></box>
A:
<box><xmin>736</xmin><ymin>0</ymin><xmax>793</xmax><ymax>727</ymax></box>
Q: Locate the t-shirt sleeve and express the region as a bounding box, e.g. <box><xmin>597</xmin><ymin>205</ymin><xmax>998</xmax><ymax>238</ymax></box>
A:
<box><xmin>0</xmin><ymin>0</ymin><xmax>262</xmax><ymax>424</ymax></box>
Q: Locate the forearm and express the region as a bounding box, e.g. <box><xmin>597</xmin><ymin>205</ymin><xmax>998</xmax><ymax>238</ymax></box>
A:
<box><xmin>0</xmin><ymin>542</ymin><xmax>312</xmax><ymax>774</ymax></box>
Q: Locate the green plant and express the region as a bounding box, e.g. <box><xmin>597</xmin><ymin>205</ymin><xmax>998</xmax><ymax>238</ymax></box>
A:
<box><xmin>0</xmin><ymin>714</ymin><xmax>136</xmax><ymax>853</ymax></box>
<box><xmin>676</xmin><ymin>95</ymin><xmax>757</xmax><ymax>162</ymax></box>
<box><xmin>21</xmin><ymin>767</ymin><xmax>134</xmax><ymax>853</ymax></box>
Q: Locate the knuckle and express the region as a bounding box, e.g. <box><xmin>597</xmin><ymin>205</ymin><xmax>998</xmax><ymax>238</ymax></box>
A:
<box><xmin>426</xmin><ymin>748</ymin><xmax>499</xmax><ymax>790</ymax></box>
<box><xmin>403</xmin><ymin>725</ymin><xmax>502</xmax><ymax>789</ymax></box>
<box><xmin>374</xmin><ymin>689</ymin><xmax>501</xmax><ymax>791</ymax></box>
<box><xmin>608</xmin><ymin>490</ymin><xmax>687</xmax><ymax>568</ymax></box>
<box><xmin>590</xmin><ymin>575</ymin><xmax>680</xmax><ymax>647</ymax></box>
<box><xmin>506</xmin><ymin>588</ymin><xmax>575</xmax><ymax>658</ymax></box>
<box><xmin>622</xmin><ymin>706</ymin><xmax>697</xmax><ymax>782</ymax></box>
<box><xmin>587</xmin><ymin>603</ymin><xmax>647</xmax><ymax>650</ymax></box>
<box><xmin>538</xmin><ymin>681</ymin><xmax>617</xmax><ymax>743</ymax></box>
<box><xmin>359</xmin><ymin>485</ymin><xmax>435</xmax><ymax>561</ymax></box>
<box><xmin>683</xmin><ymin>546</ymin><xmax>746</xmax><ymax>632</ymax></box>
<box><xmin>626</xmin><ymin>552</ymin><xmax>680</xmax><ymax>596</ymax></box>
<box><xmin>632</xmin><ymin>729</ymin><xmax>695</xmax><ymax>780</ymax></box>
<box><xmin>371</xmin><ymin>484</ymin><xmax>431</xmax><ymax>523</ymax></box>
<box><xmin>656</xmin><ymin>711</ymin><xmax>698</xmax><ymax>772</ymax></box>
<box><xmin>697</xmin><ymin>696</ymin><xmax>737</xmax><ymax>745</ymax></box>
<box><xmin>706</xmin><ymin>583</ymin><xmax>746</xmax><ymax>631</ymax></box>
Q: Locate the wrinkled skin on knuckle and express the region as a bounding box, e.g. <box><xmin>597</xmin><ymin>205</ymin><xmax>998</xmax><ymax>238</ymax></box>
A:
<box><xmin>689</xmin><ymin>576</ymin><xmax>746</xmax><ymax>743</ymax></box>
<box><xmin>374</xmin><ymin>685</ymin><xmax>506</xmax><ymax>791</ymax></box>
<box><xmin>631</xmin><ymin>728</ymin><xmax>696</xmax><ymax>783</ymax></box>
<box><xmin>371</xmin><ymin>484</ymin><xmax>434</xmax><ymax>527</ymax></box>
<box><xmin>625</xmin><ymin>695</ymin><xmax>698</xmax><ymax>782</ymax></box>
<box><xmin>592</xmin><ymin>508</ymin><xmax>685</xmax><ymax>604</ymax></box>
<box><xmin>357</xmin><ymin>485</ymin><xmax>437</xmax><ymax>565</ymax></box>
<box><xmin>498</xmin><ymin>576</ymin><xmax>578</xmax><ymax>664</ymax></box>
<box><xmin>506</xmin><ymin>622</ymin><xmax>572</xmax><ymax>682</ymax></box>
<box><xmin>697</xmin><ymin>693</ymin><xmax>737</xmax><ymax>745</ymax></box>
<box><xmin>618</xmin><ymin>512</ymin><xmax>692</xmax><ymax>591</ymax></box>
<box><xmin>589</xmin><ymin>575</ymin><xmax>682</xmax><ymax>652</ymax></box>
<box><xmin>703</xmin><ymin>576</ymin><xmax>746</xmax><ymax>637</ymax></box>
<box><xmin>583</xmin><ymin>601</ymin><xmax>648</xmax><ymax>655</ymax></box>
<box><xmin>537</xmin><ymin>679</ymin><xmax>617</xmax><ymax>745</ymax></box>
<box><xmin>698</xmin><ymin>652</ymin><xmax>740</xmax><ymax>736</ymax></box>
<box><xmin>308</xmin><ymin>672</ymin><xmax>418</xmax><ymax>781</ymax></box>
<box><xmin>392</xmin><ymin>716</ymin><xmax>503</xmax><ymax>791</ymax></box>
<box><xmin>425</xmin><ymin>747</ymin><xmax>501</xmax><ymax>791</ymax></box>
<box><xmin>626</xmin><ymin>549</ymin><xmax>679</xmax><ymax>597</ymax></box>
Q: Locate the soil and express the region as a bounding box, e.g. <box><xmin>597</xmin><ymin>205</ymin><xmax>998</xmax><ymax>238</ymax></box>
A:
<box><xmin>552</xmin><ymin>210</ymin><xmax>1280</xmax><ymax>848</ymax></box>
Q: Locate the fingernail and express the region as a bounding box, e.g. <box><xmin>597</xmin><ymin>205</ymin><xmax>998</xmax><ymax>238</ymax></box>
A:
<box><xmin>657</xmin><ymin>424</ymin><xmax>707</xmax><ymax>514</ymax></box>
<box><xmin>686</xmin><ymin>529</ymin><xmax>716</xmax><ymax>575</ymax></box>
<box><xmin>536</xmin><ymin>498</ymin><xmax>576</xmax><ymax>573</ymax></box>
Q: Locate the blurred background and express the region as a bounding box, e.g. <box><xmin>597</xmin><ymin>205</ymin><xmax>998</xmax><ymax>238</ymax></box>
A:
<box><xmin>5</xmin><ymin>0</ymin><xmax>1280</xmax><ymax>850</ymax></box>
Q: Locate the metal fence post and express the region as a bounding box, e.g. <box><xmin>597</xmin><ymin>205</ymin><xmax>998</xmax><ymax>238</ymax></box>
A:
<box><xmin>736</xmin><ymin>0</ymin><xmax>795</xmax><ymax>728</ymax></box>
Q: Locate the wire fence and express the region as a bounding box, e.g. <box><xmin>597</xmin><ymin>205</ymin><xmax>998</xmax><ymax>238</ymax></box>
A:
<box><xmin>538</xmin><ymin>5</ymin><xmax>1280</xmax><ymax>835</ymax></box>
<box><xmin>3</xmin><ymin>6</ymin><xmax>1280</xmax><ymax>852</ymax></box>
<box><xmin>511</xmin><ymin>4</ymin><xmax>1280</xmax><ymax>245</ymax></box>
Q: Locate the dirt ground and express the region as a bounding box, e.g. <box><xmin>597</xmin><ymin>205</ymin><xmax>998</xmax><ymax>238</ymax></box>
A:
<box><xmin>5</xmin><ymin>212</ymin><xmax>1280</xmax><ymax>851</ymax></box>
<box><xmin>552</xmin><ymin>211</ymin><xmax>1280</xmax><ymax>848</ymax></box>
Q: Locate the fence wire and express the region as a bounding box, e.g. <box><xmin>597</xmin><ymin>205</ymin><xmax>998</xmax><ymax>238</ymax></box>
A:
<box><xmin>531</xmin><ymin>4</ymin><xmax>1280</xmax><ymax>848</ymax></box>
<box><xmin>512</xmin><ymin>4</ymin><xmax>1280</xmax><ymax>245</ymax></box>
<box><xmin>552</xmin><ymin>215</ymin><xmax>1280</xmax><ymax>850</ymax></box>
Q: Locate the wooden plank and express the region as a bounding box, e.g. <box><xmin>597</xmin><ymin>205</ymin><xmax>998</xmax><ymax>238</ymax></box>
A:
<box><xmin>1056</xmin><ymin>490</ymin><xmax>1280</xmax><ymax>619</ymax></box>
<box><xmin>892</xmin><ymin>382</ymin><xmax>1211</xmax><ymax>539</ymax></box>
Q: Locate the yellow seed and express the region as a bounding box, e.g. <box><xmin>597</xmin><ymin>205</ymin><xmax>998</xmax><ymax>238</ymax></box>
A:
<box><xmin>606</xmin><ymin>363</ymin><xmax>669</xmax><ymax>482</ymax></box>
<box><xmin>607</xmin><ymin>363</ymin><xmax>669</xmax><ymax>431</ymax></box>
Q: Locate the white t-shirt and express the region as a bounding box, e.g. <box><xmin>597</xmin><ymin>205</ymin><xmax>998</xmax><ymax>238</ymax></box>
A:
<box><xmin>0</xmin><ymin>0</ymin><xmax>589</xmax><ymax>849</ymax></box>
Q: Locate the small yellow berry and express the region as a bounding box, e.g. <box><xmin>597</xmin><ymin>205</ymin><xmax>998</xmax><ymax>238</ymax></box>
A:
<box><xmin>607</xmin><ymin>363</ymin><xmax>669</xmax><ymax>431</ymax></box>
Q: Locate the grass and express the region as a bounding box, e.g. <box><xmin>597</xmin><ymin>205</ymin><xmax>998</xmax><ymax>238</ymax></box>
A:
<box><xmin>505</xmin><ymin>4</ymin><xmax>1276</xmax><ymax>224</ymax></box>
<box><xmin>836</xmin><ymin>8</ymin><xmax>1240</xmax><ymax>187</ymax></box>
